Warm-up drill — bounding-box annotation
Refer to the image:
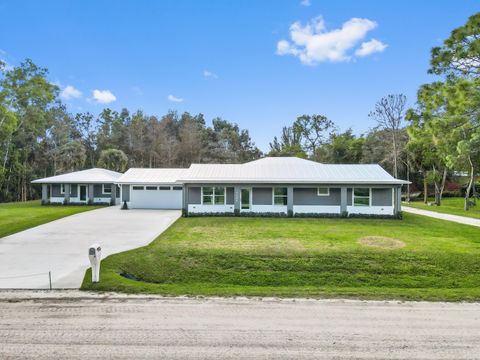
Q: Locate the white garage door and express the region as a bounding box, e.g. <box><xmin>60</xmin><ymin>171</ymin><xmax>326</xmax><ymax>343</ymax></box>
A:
<box><xmin>130</xmin><ymin>185</ymin><xmax>183</xmax><ymax>209</ymax></box>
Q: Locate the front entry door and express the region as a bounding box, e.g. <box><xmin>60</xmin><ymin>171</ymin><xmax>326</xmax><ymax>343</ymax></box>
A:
<box><xmin>241</xmin><ymin>188</ymin><xmax>251</xmax><ymax>210</ymax></box>
<box><xmin>79</xmin><ymin>185</ymin><xmax>87</xmax><ymax>202</ymax></box>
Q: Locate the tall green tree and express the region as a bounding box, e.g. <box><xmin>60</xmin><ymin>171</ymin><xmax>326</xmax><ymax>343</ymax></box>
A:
<box><xmin>0</xmin><ymin>59</ymin><xmax>58</xmax><ymax>201</ymax></box>
<box><xmin>269</xmin><ymin>126</ymin><xmax>306</xmax><ymax>158</ymax></box>
<box><xmin>315</xmin><ymin>129</ymin><xmax>364</xmax><ymax>164</ymax></box>
<box><xmin>293</xmin><ymin>114</ymin><xmax>335</xmax><ymax>157</ymax></box>
<box><xmin>97</xmin><ymin>149</ymin><xmax>128</xmax><ymax>172</ymax></box>
<box><xmin>430</xmin><ymin>12</ymin><xmax>480</xmax><ymax>78</ymax></box>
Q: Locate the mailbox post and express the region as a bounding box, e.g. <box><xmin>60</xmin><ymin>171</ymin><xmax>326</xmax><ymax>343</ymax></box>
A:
<box><xmin>88</xmin><ymin>244</ymin><xmax>102</xmax><ymax>283</ymax></box>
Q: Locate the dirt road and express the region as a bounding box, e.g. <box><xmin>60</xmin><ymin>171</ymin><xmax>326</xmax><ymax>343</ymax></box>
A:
<box><xmin>0</xmin><ymin>291</ymin><xmax>479</xmax><ymax>359</ymax></box>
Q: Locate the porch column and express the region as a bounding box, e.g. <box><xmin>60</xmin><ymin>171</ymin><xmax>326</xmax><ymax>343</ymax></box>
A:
<box><xmin>88</xmin><ymin>184</ymin><xmax>94</xmax><ymax>204</ymax></box>
<box><xmin>287</xmin><ymin>186</ymin><xmax>293</xmax><ymax>216</ymax></box>
<box><xmin>395</xmin><ymin>186</ymin><xmax>402</xmax><ymax>215</ymax></box>
<box><xmin>64</xmin><ymin>184</ymin><xmax>70</xmax><ymax>204</ymax></box>
<box><xmin>234</xmin><ymin>186</ymin><xmax>240</xmax><ymax>215</ymax></box>
<box><xmin>182</xmin><ymin>185</ymin><xmax>188</xmax><ymax>216</ymax></box>
<box><xmin>41</xmin><ymin>184</ymin><xmax>48</xmax><ymax>205</ymax></box>
<box><xmin>340</xmin><ymin>187</ymin><xmax>347</xmax><ymax>215</ymax></box>
<box><xmin>110</xmin><ymin>184</ymin><xmax>116</xmax><ymax>205</ymax></box>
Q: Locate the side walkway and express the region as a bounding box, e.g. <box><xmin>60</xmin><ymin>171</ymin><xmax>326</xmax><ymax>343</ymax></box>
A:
<box><xmin>403</xmin><ymin>206</ymin><xmax>480</xmax><ymax>228</ymax></box>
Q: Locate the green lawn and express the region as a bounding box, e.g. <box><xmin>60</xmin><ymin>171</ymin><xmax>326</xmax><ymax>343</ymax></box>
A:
<box><xmin>0</xmin><ymin>200</ymin><xmax>102</xmax><ymax>238</ymax></box>
<box><xmin>407</xmin><ymin>197</ymin><xmax>480</xmax><ymax>219</ymax></box>
<box><xmin>82</xmin><ymin>214</ymin><xmax>480</xmax><ymax>301</ymax></box>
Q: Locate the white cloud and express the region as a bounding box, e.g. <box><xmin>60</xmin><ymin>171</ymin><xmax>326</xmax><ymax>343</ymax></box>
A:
<box><xmin>300</xmin><ymin>0</ymin><xmax>311</xmax><ymax>6</ymax></box>
<box><xmin>355</xmin><ymin>38</ymin><xmax>387</xmax><ymax>57</ymax></box>
<box><xmin>276</xmin><ymin>16</ymin><xmax>386</xmax><ymax>65</ymax></box>
<box><xmin>167</xmin><ymin>94</ymin><xmax>184</xmax><ymax>103</ymax></box>
<box><xmin>60</xmin><ymin>85</ymin><xmax>82</xmax><ymax>100</ymax></box>
<box><xmin>203</xmin><ymin>70</ymin><xmax>218</xmax><ymax>79</ymax></box>
<box><xmin>92</xmin><ymin>89</ymin><xmax>116</xmax><ymax>104</ymax></box>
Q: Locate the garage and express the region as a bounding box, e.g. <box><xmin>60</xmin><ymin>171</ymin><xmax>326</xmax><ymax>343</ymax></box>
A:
<box><xmin>130</xmin><ymin>185</ymin><xmax>183</xmax><ymax>209</ymax></box>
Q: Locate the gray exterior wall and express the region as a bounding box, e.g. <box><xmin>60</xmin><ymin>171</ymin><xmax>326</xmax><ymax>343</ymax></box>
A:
<box><xmin>122</xmin><ymin>184</ymin><xmax>130</xmax><ymax>202</ymax></box>
<box><xmin>183</xmin><ymin>183</ymin><xmax>399</xmax><ymax>216</ymax></box>
<box><xmin>252</xmin><ymin>187</ymin><xmax>273</xmax><ymax>205</ymax></box>
<box><xmin>293</xmin><ymin>188</ymin><xmax>341</xmax><ymax>205</ymax></box>
<box><xmin>51</xmin><ymin>183</ymin><xmax>78</xmax><ymax>197</ymax></box>
<box><xmin>372</xmin><ymin>188</ymin><xmax>393</xmax><ymax>206</ymax></box>
<box><xmin>188</xmin><ymin>187</ymin><xmax>201</xmax><ymax>204</ymax></box>
<box><xmin>94</xmin><ymin>184</ymin><xmax>110</xmax><ymax>198</ymax></box>
<box><xmin>226</xmin><ymin>187</ymin><xmax>234</xmax><ymax>205</ymax></box>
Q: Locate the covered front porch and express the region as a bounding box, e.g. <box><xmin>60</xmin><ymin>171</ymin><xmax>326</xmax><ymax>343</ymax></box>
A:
<box><xmin>41</xmin><ymin>183</ymin><xmax>119</xmax><ymax>205</ymax></box>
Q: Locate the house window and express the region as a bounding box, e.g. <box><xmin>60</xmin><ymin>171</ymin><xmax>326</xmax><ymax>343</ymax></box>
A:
<box><xmin>159</xmin><ymin>186</ymin><xmax>171</xmax><ymax>190</ymax></box>
<box><xmin>172</xmin><ymin>186</ymin><xmax>183</xmax><ymax>191</ymax></box>
<box><xmin>132</xmin><ymin>186</ymin><xmax>144</xmax><ymax>190</ymax></box>
<box><xmin>103</xmin><ymin>184</ymin><xmax>112</xmax><ymax>194</ymax></box>
<box><xmin>60</xmin><ymin>184</ymin><xmax>72</xmax><ymax>195</ymax></box>
<box><xmin>202</xmin><ymin>186</ymin><xmax>225</xmax><ymax>205</ymax></box>
<box><xmin>273</xmin><ymin>187</ymin><xmax>288</xmax><ymax>205</ymax></box>
<box><xmin>317</xmin><ymin>187</ymin><xmax>329</xmax><ymax>196</ymax></box>
<box><xmin>146</xmin><ymin>186</ymin><xmax>157</xmax><ymax>190</ymax></box>
<box><xmin>353</xmin><ymin>188</ymin><xmax>370</xmax><ymax>206</ymax></box>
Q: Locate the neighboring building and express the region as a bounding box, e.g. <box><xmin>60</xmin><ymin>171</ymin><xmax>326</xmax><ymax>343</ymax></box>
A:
<box><xmin>32</xmin><ymin>168</ymin><xmax>122</xmax><ymax>205</ymax></box>
<box><xmin>115</xmin><ymin>157</ymin><xmax>408</xmax><ymax>217</ymax></box>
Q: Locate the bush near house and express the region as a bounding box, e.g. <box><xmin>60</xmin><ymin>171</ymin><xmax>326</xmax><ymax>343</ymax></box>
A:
<box><xmin>83</xmin><ymin>214</ymin><xmax>480</xmax><ymax>301</ymax></box>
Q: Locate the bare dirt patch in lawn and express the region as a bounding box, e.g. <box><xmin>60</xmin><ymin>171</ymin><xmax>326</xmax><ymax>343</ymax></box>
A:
<box><xmin>358</xmin><ymin>236</ymin><xmax>405</xmax><ymax>250</ymax></box>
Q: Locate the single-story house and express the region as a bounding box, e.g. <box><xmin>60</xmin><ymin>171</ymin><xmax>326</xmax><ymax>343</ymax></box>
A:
<box><xmin>115</xmin><ymin>157</ymin><xmax>408</xmax><ymax>217</ymax></box>
<box><xmin>32</xmin><ymin>168</ymin><xmax>122</xmax><ymax>205</ymax></box>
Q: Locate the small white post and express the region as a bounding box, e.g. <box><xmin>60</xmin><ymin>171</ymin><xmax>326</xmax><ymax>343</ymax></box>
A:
<box><xmin>88</xmin><ymin>244</ymin><xmax>102</xmax><ymax>283</ymax></box>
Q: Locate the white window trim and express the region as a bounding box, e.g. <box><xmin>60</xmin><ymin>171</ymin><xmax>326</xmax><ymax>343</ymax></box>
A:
<box><xmin>60</xmin><ymin>184</ymin><xmax>73</xmax><ymax>195</ymax></box>
<box><xmin>352</xmin><ymin>187</ymin><xmax>372</xmax><ymax>207</ymax></box>
<box><xmin>201</xmin><ymin>186</ymin><xmax>226</xmax><ymax>205</ymax></box>
<box><xmin>132</xmin><ymin>185</ymin><xmax>145</xmax><ymax>190</ymax></box>
<box><xmin>102</xmin><ymin>184</ymin><xmax>112</xmax><ymax>194</ymax></box>
<box><xmin>272</xmin><ymin>187</ymin><xmax>288</xmax><ymax>206</ymax></box>
<box><xmin>317</xmin><ymin>187</ymin><xmax>330</xmax><ymax>196</ymax></box>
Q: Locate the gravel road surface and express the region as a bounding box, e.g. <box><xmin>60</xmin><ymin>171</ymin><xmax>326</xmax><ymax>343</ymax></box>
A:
<box><xmin>0</xmin><ymin>291</ymin><xmax>479</xmax><ymax>359</ymax></box>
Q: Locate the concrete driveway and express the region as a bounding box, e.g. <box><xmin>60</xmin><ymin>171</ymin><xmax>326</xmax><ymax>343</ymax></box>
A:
<box><xmin>0</xmin><ymin>207</ymin><xmax>181</xmax><ymax>289</ymax></box>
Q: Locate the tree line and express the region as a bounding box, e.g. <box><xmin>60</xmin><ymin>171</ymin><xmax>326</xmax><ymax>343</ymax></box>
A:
<box><xmin>0</xmin><ymin>62</ymin><xmax>261</xmax><ymax>201</ymax></box>
<box><xmin>1</xmin><ymin>12</ymin><xmax>479</xmax><ymax>209</ymax></box>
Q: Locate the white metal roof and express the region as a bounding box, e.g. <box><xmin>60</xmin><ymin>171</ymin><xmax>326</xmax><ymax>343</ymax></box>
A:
<box><xmin>32</xmin><ymin>168</ymin><xmax>122</xmax><ymax>184</ymax></box>
<box><xmin>115</xmin><ymin>168</ymin><xmax>190</xmax><ymax>184</ymax></box>
<box><xmin>33</xmin><ymin>157</ymin><xmax>409</xmax><ymax>186</ymax></box>
<box><xmin>179</xmin><ymin>157</ymin><xmax>408</xmax><ymax>184</ymax></box>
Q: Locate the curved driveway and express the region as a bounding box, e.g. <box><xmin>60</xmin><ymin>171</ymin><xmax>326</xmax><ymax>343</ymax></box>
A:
<box><xmin>0</xmin><ymin>206</ymin><xmax>181</xmax><ymax>289</ymax></box>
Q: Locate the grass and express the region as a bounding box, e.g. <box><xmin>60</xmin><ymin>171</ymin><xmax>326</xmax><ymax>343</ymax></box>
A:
<box><xmin>406</xmin><ymin>197</ymin><xmax>480</xmax><ymax>219</ymax></box>
<box><xmin>82</xmin><ymin>214</ymin><xmax>480</xmax><ymax>301</ymax></box>
<box><xmin>0</xmin><ymin>200</ymin><xmax>102</xmax><ymax>238</ymax></box>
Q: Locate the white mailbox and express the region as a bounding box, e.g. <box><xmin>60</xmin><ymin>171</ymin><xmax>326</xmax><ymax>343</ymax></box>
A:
<box><xmin>88</xmin><ymin>243</ymin><xmax>102</xmax><ymax>283</ymax></box>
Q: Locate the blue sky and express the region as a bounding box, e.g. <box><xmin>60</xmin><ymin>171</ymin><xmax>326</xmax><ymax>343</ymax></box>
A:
<box><xmin>0</xmin><ymin>0</ymin><xmax>478</xmax><ymax>151</ymax></box>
